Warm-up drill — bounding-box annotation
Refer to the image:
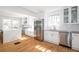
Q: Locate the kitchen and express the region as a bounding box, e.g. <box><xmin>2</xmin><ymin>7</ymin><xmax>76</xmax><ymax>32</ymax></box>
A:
<box><xmin>44</xmin><ymin>6</ymin><xmax>79</xmax><ymax>51</ymax></box>
<box><xmin>0</xmin><ymin>6</ymin><xmax>79</xmax><ymax>52</ymax></box>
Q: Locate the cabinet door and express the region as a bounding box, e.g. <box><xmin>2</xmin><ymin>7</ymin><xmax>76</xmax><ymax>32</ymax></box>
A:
<box><xmin>49</xmin><ymin>32</ymin><xmax>59</xmax><ymax>45</ymax></box>
<box><xmin>64</xmin><ymin>8</ymin><xmax>69</xmax><ymax>23</ymax></box>
<box><xmin>72</xmin><ymin>33</ymin><xmax>79</xmax><ymax>51</ymax></box>
<box><xmin>44</xmin><ymin>31</ymin><xmax>59</xmax><ymax>45</ymax></box>
<box><xmin>63</xmin><ymin>6</ymin><xmax>78</xmax><ymax>24</ymax></box>
<box><xmin>44</xmin><ymin>31</ymin><xmax>51</xmax><ymax>41</ymax></box>
<box><xmin>71</xmin><ymin>6</ymin><xmax>77</xmax><ymax>23</ymax></box>
<box><xmin>3</xmin><ymin>30</ymin><xmax>21</xmax><ymax>43</ymax></box>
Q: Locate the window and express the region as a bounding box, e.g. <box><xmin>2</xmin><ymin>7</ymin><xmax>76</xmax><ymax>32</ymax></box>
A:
<box><xmin>3</xmin><ymin>18</ymin><xmax>20</xmax><ymax>31</ymax></box>
<box><xmin>11</xmin><ymin>19</ymin><xmax>20</xmax><ymax>30</ymax></box>
<box><xmin>3</xmin><ymin>19</ymin><xmax>11</xmax><ymax>30</ymax></box>
<box><xmin>47</xmin><ymin>15</ymin><xmax>60</xmax><ymax>29</ymax></box>
<box><xmin>27</xmin><ymin>16</ymin><xmax>35</xmax><ymax>32</ymax></box>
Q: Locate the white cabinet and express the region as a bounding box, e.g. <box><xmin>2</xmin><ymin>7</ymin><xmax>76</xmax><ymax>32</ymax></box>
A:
<box><xmin>63</xmin><ymin>6</ymin><xmax>79</xmax><ymax>24</ymax></box>
<box><xmin>72</xmin><ymin>33</ymin><xmax>79</xmax><ymax>51</ymax></box>
<box><xmin>44</xmin><ymin>31</ymin><xmax>59</xmax><ymax>45</ymax></box>
<box><xmin>3</xmin><ymin>30</ymin><xmax>21</xmax><ymax>43</ymax></box>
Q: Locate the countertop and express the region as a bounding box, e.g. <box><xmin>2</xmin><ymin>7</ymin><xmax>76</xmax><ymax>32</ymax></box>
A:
<box><xmin>44</xmin><ymin>29</ymin><xmax>79</xmax><ymax>33</ymax></box>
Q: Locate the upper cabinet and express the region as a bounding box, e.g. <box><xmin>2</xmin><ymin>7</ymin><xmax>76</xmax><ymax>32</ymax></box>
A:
<box><xmin>63</xmin><ymin>6</ymin><xmax>78</xmax><ymax>24</ymax></box>
<box><xmin>71</xmin><ymin>6</ymin><xmax>77</xmax><ymax>23</ymax></box>
<box><xmin>64</xmin><ymin>8</ymin><xmax>69</xmax><ymax>23</ymax></box>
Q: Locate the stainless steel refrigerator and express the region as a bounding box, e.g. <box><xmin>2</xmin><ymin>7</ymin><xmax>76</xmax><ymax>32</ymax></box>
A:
<box><xmin>34</xmin><ymin>19</ymin><xmax>44</xmax><ymax>41</ymax></box>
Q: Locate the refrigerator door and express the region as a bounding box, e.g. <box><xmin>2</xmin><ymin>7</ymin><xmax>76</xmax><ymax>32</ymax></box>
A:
<box><xmin>34</xmin><ymin>20</ymin><xmax>44</xmax><ymax>41</ymax></box>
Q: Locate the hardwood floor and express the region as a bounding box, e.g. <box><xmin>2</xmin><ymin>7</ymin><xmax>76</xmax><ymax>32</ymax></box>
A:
<box><xmin>0</xmin><ymin>36</ymin><xmax>76</xmax><ymax>52</ymax></box>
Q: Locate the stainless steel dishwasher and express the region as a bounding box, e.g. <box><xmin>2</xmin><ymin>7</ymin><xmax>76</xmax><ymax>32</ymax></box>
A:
<box><xmin>59</xmin><ymin>32</ymin><xmax>71</xmax><ymax>48</ymax></box>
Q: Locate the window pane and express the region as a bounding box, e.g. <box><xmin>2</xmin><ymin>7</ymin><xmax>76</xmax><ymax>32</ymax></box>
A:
<box><xmin>47</xmin><ymin>15</ymin><xmax>60</xmax><ymax>29</ymax></box>
<box><xmin>11</xmin><ymin>20</ymin><xmax>20</xmax><ymax>30</ymax></box>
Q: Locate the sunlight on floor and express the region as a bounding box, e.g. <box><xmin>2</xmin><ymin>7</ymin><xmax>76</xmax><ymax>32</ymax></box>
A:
<box><xmin>19</xmin><ymin>36</ymin><xmax>30</xmax><ymax>40</ymax></box>
<box><xmin>35</xmin><ymin>45</ymin><xmax>52</xmax><ymax>52</ymax></box>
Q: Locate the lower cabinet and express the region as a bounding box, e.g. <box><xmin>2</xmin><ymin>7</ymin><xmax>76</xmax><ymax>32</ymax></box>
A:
<box><xmin>44</xmin><ymin>31</ymin><xmax>79</xmax><ymax>51</ymax></box>
<box><xmin>3</xmin><ymin>30</ymin><xmax>21</xmax><ymax>43</ymax></box>
<box><xmin>72</xmin><ymin>33</ymin><xmax>79</xmax><ymax>51</ymax></box>
<box><xmin>44</xmin><ymin>31</ymin><xmax>59</xmax><ymax>45</ymax></box>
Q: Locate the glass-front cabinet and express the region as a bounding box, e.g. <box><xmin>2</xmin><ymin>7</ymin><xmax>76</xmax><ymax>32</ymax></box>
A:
<box><xmin>71</xmin><ymin>6</ymin><xmax>77</xmax><ymax>23</ymax></box>
<box><xmin>63</xmin><ymin>6</ymin><xmax>78</xmax><ymax>24</ymax></box>
<box><xmin>64</xmin><ymin>8</ymin><xmax>69</xmax><ymax>23</ymax></box>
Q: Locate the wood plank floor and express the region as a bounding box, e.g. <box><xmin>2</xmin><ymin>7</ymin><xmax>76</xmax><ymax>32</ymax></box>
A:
<box><xmin>0</xmin><ymin>36</ymin><xmax>76</xmax><ymax>52</ymax></box>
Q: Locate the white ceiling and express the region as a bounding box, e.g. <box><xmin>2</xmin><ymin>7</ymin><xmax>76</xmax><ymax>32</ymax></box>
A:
<box><xmin>0</xmin><ymin>6</ymin><xmax>63</xmax><ymax>17</ymax></box>
<box><xmin>22</xmin><ymin>6</ymin><xmax>63</xmax><ymax>13</ymax></box>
